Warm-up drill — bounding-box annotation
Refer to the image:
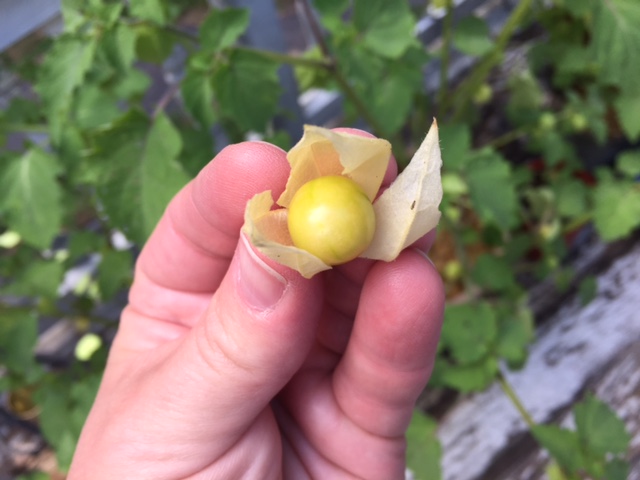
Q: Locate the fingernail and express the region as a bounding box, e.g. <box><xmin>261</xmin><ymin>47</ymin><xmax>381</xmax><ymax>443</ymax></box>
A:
<box><xmin>237</xmin><ymin>235</ymin><xmax>287</xmax><ymax>311</ymax></box>
<box><xmin>411</xmin><ymin>247</ymin><xmax>436</xmax><ymax>268</ymax></box>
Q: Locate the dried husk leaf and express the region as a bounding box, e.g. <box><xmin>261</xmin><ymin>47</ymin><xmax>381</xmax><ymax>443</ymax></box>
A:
<box><xmin>277</xmin><ymin>125</ymin><xmax>392</xmax><ymax>207</ymax></box>
<box><xmin>242</xmin><ymin>190</ymin><xmax>331</xmax><ymax>278</ymax></box>
<box><xmin>362</xmin><ymin>120</ymin><xmax>442</xmax><ymax>261</ymax></box>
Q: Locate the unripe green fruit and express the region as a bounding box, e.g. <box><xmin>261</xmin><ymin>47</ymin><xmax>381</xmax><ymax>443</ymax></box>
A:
<box><xmin>287</xmin><ymin>175</ymin><xmax>376</xmax><ymax>265</ymax></box>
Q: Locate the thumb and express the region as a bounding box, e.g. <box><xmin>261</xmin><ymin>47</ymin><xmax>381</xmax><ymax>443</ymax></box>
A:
<box><xmin>162</xmin><ymin>235</ymin><xmax>323</xmax><ymax>441</ymax></box>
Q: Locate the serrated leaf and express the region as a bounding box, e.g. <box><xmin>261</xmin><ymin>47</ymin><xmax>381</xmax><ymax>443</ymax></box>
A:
<box><xmin>465</xmin><ymin>151</ymin><xmax>518</xmax><ymax>230</ymax></box>
<box><xmin>181</xmin><ymin>67</ymin><xmax>215</xmax><ymax>129</ymax></box>
<box><xmin>2</xmin><ymin>260</ymin><xmax>64</xmax><ymax>299</ymax></box>
<box><xmin>200</xmin><ymin>8</ymin><xmax>250</xmax><ymax>52</ymax></box>
<box><xmin>96</xmin><ymin>111</ymin><xmax>190</xmax><ymax>243</ymax></box>
<box><xmin>213</xmin><ymin>50</ymin><xmax>281</xmax><ymax>132</ymax></box>
<box><xmin>453</xmin><ymin>16</ymin><xmax>494</xmax><ymax>57</ymax></box>
<box><xmin>592</xmin><ymin>178</ymin><xmax>640</xmax><ymax>241</ymax></box>
<box><xmin>406</xmin><ymin>411</ymin><xmax>442</xmax><ymax>480</ymax></box>
<box><xmin>471</xmin><ymin>254</ymin><xmax>516</xmax><ymax>292</ymax></box>
<box><xmin>496</xmin><ymin>306</ymin><xmax>534</xmax><ymax>369</ymax></box>
<box><xmin>98</xmin><ymin>250</ymin><xmax>132</xmax><ymax>299</ymax></box>
<box><xmin>37</xmin><ymin>36</ymin><xmax>97</xmax><ymax>114</ymax></box>
<box><xmin>0</xmin><ymin>149</ymin><xmax>63</xmax><ymax>249</ymax></box>
<box><xmin>432</xmin><ymin>355</ymin><xmax>498</xmax><ymax>392</ymax></box>
<box><xmin>604</xmin><ymin>459</ymin><xmax>630</xmax><ymax>480</ymax></box>
<box><xmin>0</xmin><ymin>309</ymin><xmax>38</xmax><ymax>374</ymax></box>
<box><xmin>574</xmin><ymin>395</ymin><xmax>631</xmax><ymax>457</ymax></box>
<box><xmin>616</xmin><ymin>150</ymin><xmax>640</xmax><ymax>178</ymax></box>
<box><xmin>575</xmin><ymin>276</ymin><xmax>596</xmax><ymax>307</ymax></box>
<box><xmin>134</xmin><ymin>24</ymin><xmax>175</xmax><ymax>63</ymax></box>
<box><xmin>74</xmin><ymin>85</ymin><xmax>122</xmax><ymax>130</ymax></box>
<box><xmin>439</xmin><ymin>124</ymin><xmax>472</xmax><ymax>171</ymax></box>
<box><xmin>555</xmin><ymin>178</ymin><xmax>588</xmax><ymax>217</ymax></box>
<box><xmin>614</xmin><ymin>91</ymin><xmax>640</xmax><ymax>142</ymax></box>
<box><xmin>532</xmin><ymin>425</ymin><xmax>585</xmax><ymax>473</ymax></box>
<box><xmin>353</xmin><ymin>0</ymin><xmax>416</xmax><ymax>59</ymax></box>
<box><xmin>100</xmin><ymin>23</ymin><xmax>137</xmax><ymax>73</ymax></box>
<box><xmin>442</xmin><ymin>302</ymin><xmax>497</xmax><ymax>364</ymax></box>
<box><xmin>129</xmin><ymin>0</ymin><xmax>167</xmax><ymax>25</ymax></box>
<box><xmin>590</xmin><ymin>0</ymin><xmax>640</xmax><ymax>95</ymax></box>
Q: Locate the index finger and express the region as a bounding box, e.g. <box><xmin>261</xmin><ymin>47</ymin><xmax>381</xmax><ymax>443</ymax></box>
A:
<box><xmin>136</xmin><ymin>141</ymin><xmax>290</xmax><ymax>293</ymax></box>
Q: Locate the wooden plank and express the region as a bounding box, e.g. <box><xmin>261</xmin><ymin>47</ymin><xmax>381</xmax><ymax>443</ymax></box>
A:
<box><xmin>0</xmin><ymin>0</ymin><xmax>60</xmax><ymax>52</ymax></box>
<box><xmin>438</xmin><ymin>242</ymin><xmax>640</xmax><ymax>480</ymax></box>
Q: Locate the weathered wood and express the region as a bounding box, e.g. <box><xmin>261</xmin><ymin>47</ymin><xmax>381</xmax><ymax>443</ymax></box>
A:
<box><xmin>439</xmin><ymin>242</ymin><xmax>640</xmax><ymax>480</ymax></box>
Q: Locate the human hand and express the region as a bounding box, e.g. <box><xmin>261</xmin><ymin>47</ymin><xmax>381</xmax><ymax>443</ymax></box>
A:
<box><xmin>68</xmin><ymin>132</ymin><xmax>445</xmax><ymax>480</ymax></box>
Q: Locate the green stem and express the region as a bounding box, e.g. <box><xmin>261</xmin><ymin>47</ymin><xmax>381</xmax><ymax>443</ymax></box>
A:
<box><xmin>296</xmin><ymin>0</ymin><xmax>387</xmax><ymax>138</ymax></box>
<box><xmin>498</xmin><ymin>371</ymin><xmax>536</xmax><ymax>428</ymax></box>
<box><xmin>437</xmin><ymin>0</ymin><xmax>455</xmax><ymax>116</ymax></box>
<box><xmin>447</xmin><ymin>0</ymin><xmax>534</xmax><ymax>120</ymax></box>
<box><xmin>484</xmin><ymin>127</ymin><xmax>529</xmax><ymax>149</ymax></box>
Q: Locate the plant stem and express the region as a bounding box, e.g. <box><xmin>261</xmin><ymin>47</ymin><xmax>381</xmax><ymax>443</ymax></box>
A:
<box><xmin>484</xmin><ymin>127</ymin><xmax>528</xmax><ymax>149</ymax></box>
<box><xmin>437</xmin><ymin>0</ymin><xmax>455</xmax><ymax>117</ymax></box>
<box><xmin>498</xmin><ymin>370</ymin><xmax>536</xmax><ymax>428</ymax></box>
<box><xmin>447</xmin><ymin>0</ymin><xmax>534</xmax><ymax>121</ymax></box>
<box><xmin>296</xmin><ymin>0</ymin><xmax>387</xmax><ymax>138</ymax></box>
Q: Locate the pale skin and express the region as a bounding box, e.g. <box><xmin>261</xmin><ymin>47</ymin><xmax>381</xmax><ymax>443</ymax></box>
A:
<box><xmin>68</xmin><ymin>129</ymin><xmax>445</xmax><ymax>480</ymax></box>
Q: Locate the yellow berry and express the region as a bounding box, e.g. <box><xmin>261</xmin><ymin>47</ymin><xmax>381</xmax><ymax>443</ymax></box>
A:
<box><xmin>287</xmin><ymin>175</ymin><xmax>376</xmax><ymax>265</ymax></box>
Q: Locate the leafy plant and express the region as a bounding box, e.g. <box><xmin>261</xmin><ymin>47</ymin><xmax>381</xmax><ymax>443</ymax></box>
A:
<box><xmin>0</xmin><ymin>0</ymin><xmax>637</xmax><ymax>477</ymax></box>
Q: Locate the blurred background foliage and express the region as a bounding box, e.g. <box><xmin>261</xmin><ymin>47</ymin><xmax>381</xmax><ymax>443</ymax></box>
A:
<box><xmin>0</xmin><ymin>0</ymin><xmax>638</xmax><ymax>478</ymax></box>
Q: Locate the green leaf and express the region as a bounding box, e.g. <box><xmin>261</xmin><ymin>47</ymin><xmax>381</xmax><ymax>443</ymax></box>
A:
<box><xmin>96</xmin><ymin>111</ymin><xmax>190</xmax><ymax>243</ymax></box>
<box><xmin>366</xmin><ymin>53</ymin><xmax>425</xmax><ymax>136</ymax></box>
<box><xmin>406</xmin><ymin>411</ymin><xmax>442</xmax><ymax>480</ymax></box>
<box><xmin>453</xmin><ymin>16</ymin><xmax>494</xmax><ymax>57</ymax></box>
<box><xmin>74</xmin><ymin>85</ymin><xmax>122</xmax><ymax>130</ymax></box>
<box><xmin>532</xmin><ymin>425</ymin><xmax>585</xmax><ymax>473</ymax></box>
<box><xmin>2</xmin><ymin>260</ymin><xmax>64</xmax><ymax>299</ymax></box>
<box><xmin>213</xmin><ymin>50</ymin><xmax>281</xmax><ymax>132</ymax></box>
<box><xmin>604</xmin><ymin>459</ymin><xmax>630</xmax><ymax>480</ymax></box>
<box><xmin>200</xmin><ymin>8</ymin><xmax>250</xmax><ymax>52</ymax></box>
<box><xmin>614</xmin><ymin>91</ymin><xmax>640</xmax><ymax>142</ymax></box>
<box><xmin>98</xmin><ymin>250</ymin><xmax>132</xmax><ymax>299</ymax></box>
<box><xmin>134</xmin><ymin>24</ymin><xmax>175</xmax><ymax>63</ymax></box>
<box><xmin>496</xmin><ymin>306</ymin><xmax>534</xmax><ymax>369</ymax></box>
<box><xmin>129</xmin><ymin>0</ymin><xmax>167</xmax><ymax>25</ymax></box>
<box><xmin>433</xmin><ymin>356</ymin><xmax>499</xmax><ymax>392</ymax></box>
<box><xmin>592</xmin><ymin>177</ymin><xmax>640</xmax><ymax>241</ymax></box>
<box><xmin>465</xmin><ymin>151</ymin><xmax>518</xmax><ymax>230</ymax></box>
<box><xmin>574</xmin><ymin>394</ymin><xmax>631</xmax><ymax>457</ymax></box>
<box><xmin>616</xmin><ymin>150</ymin><xmax>640</xmax><ymax>178</ymax></box>
<box><xmin>36</xmin><ymin>36</ymin><xmax>97</xmax><ymax>114</ymax></box>
<box><xmin>181</xmin><ymin>67</ymin><xmax>215</xmax><ymax>129</ymax></box>
<box><xmin>313</xmin><ymin>0</ymin><xmax>349</xmax><ymax>18</ymax></box>
<box><xmin>0</xmin><ymin>309</ymin><xmax>38</xmax><ymax>374</ymax></box>
<box><xmin>555</xmin><ymin>179</ymin><xmax>588</xmax><ymax>218</ymax></box>
<box><xmin>100</xmin><ymin>23</ymin><xmax>137</xmax><ymax>73</ymax></box>
<box><xmin>577</xmin><ymin>276</ymin><xmax>598</xmax><ymax>306</ymax></box>
<box><xmin>140</xmin><ymin>114</ymin><xmax>190</xmax><ymax>236</ymax></box>
<box><xmin>353</xmin><ymin>0</ymin><xmax>416</xmax><ymax>58</ymax></box>
<box><xmin>0</xmin><ymin>149</ymin><xmax>63</xmax><ymax>249</ymax></box>
<box><xmin>471</xmin><ymin>254</ymin><xmax>516</xmax><ymax>292</ymax></box>
<box><xmin>439</xmin><ymin>124</ymin><xmax>472</xmax><ymax>171</ymax></box>
<box><xmin>590</xmin><ymin>0</ymin><xmax>640</xmax><ymax>95</ymax></box>
<box><xmin>442</xmin><ymin>303</ymin><xmax>497</xmax><ymax>364</ymax></box>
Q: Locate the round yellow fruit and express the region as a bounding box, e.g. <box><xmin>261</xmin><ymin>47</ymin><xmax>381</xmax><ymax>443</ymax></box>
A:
<box><xmin>287</xmin><ymin>175</ymin><xmax>376</xmax><ymax>265</ymax></box>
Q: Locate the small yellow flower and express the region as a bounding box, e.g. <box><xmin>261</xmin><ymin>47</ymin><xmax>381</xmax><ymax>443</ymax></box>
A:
<box><xmin>242</xmin><ymin>120</ymin><xmax>442</xmax><ymax>278</ymax></box>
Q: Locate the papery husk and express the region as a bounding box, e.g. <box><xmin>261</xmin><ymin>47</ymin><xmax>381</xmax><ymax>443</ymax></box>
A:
<box><xmin>277</xmin><ymin>126</ymin><xmax>392</xmax><ymax>207</ymax></box>
<box><xmin>242</xmin><ymin>190</ymin><xmax>331</xmax><ymax>278</ymax></box>
<box><xmin>362</xmin><ymin>120</ymin><xmax>442</xmax><ymax>261</ymax></box>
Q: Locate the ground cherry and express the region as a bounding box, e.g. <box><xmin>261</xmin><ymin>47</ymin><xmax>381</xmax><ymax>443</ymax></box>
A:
<box><xmin>287</xmin><ymin>175</ymin><xmax>376</xmax><ymax>265</ymax></box>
